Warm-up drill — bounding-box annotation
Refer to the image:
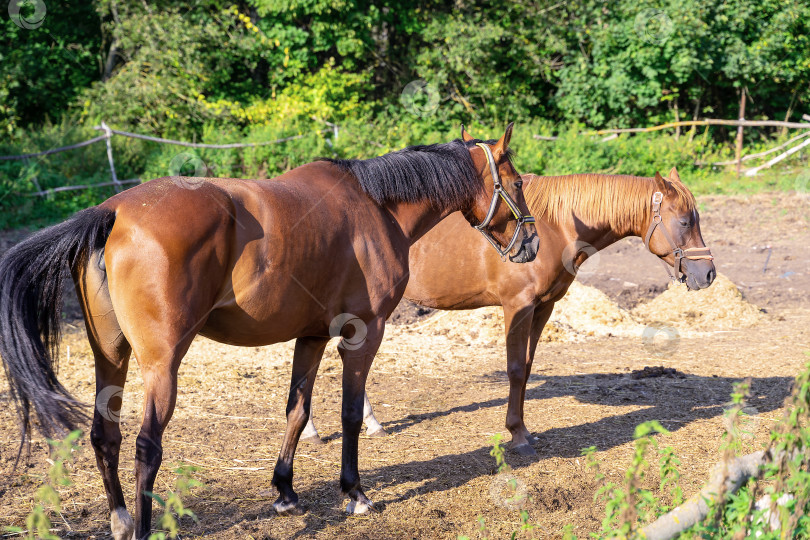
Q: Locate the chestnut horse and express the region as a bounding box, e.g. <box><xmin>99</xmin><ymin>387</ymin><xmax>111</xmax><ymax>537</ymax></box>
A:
<box><xmin>0</xmin><ymin>124</ymin><xmax>539</xmax><ymax>539</ymax></box>
<box><xmin>304</xmin><ymin>166</ymin><xmax>715</xmax><ymax>456</ymax></box>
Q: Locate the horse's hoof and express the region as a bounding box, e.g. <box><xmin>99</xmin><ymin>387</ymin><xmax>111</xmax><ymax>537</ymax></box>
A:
<box><xmin>346</xmin><ymin>498</ymin><xmax>376</xmax><ymax>514</ymax></box>
<box><xmin>366</xmin><ymin>427</ymin><xmax>387</xmax><ymax>438</ymax></box>
<box><xmin>273</xmin><ymin>499</ymin><xmax>305</xmax><ymax>516</ymax></box>
<box><xmin>110</xmin><ymin>507</ymin><xmax>135</xmax><ymax>540</ymax></box>
<box><xmin>511</xmin><ymin>443</ymin><xmax>537</xmax><ymax>457</ymax></box>
<box><xmin>301</xmin><ymin>434</ymin><xmax>325</xmax><ymax>446</ymax></box>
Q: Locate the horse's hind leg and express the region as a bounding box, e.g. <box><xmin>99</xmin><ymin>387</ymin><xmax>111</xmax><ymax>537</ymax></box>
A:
<box><xmin>130</xmin><ymin>332</ymin><xmax>199</xmax><ymax>540</ymax></box>
<box><xmin>301</xmin><ymin>391</ymin><xmax>384</xmax><ymax>445</ymax></box>
<box><xmin>73</xmin><ymin>252</ymin><xmax>134</xmax><ymax>540</ymax></box>
<box><xmin>272</xmin><ymin>336</ymin><xmax>329</xmax><ymax>514</ymax></box>
<box><xmin>362</xmin><ymin>392</ymin><xmax>386</xmax><ymax>437</ymax></box>
<box><xmin>300</xmin><ymin>410</ymin><xmax>324</xmax><ymax>445</ymax></box>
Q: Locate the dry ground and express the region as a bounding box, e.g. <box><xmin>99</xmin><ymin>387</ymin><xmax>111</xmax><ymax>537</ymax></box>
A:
<box><xmin>1</xmin><ymin>192</ymin><xmax>809</xmax><ymax>539</ymax></box>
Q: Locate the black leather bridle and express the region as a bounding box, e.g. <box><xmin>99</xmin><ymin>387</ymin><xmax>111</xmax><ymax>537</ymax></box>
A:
<box><xmin>472</xmin><ymin>142</ymin><xmax>535</xmax><ymax>258</ymax></box>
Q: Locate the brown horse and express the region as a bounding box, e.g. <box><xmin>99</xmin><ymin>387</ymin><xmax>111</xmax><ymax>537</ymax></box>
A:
<box><xmin>0</xmin><ymin>124</ymin><xmax>539</xmax><ymax>539</ymax></box>
<box><xmin>305</xmin><ymin>165</ymin><xmax>715</xmax><ymax>455</ymax></box>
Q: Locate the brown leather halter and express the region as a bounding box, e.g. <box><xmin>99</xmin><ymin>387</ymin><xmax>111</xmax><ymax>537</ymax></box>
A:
<box><xmin>644</xmin><ymin>191</ymin><xmax>713</xmax><ymax>283</ymax></box>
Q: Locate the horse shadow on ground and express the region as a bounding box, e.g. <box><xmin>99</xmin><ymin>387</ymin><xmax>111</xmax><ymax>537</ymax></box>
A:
<box><xmin>377</xmin><ymin>370</ymin><xmax>790</xmax><ymax>457</ymax></box>
<box><xmin>177</xmin><ymin>370</ymin><xmax>793</xmax><ymax>538</ymax></box>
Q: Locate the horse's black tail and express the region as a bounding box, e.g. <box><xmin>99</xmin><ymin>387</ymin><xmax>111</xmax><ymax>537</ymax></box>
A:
<box><xmin>0</xmin><ymin>206</ymin><xmax>116</xmax><ymax>450</ymax></box>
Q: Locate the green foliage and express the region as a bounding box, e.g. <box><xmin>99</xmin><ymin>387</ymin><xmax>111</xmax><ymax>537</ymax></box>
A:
<box><xmin>0</xmin><ymin>119</ymin><xmax>142</xmax><ymax>229</ymax></box>
<box><xmin>459</xmin><ymin>434</ymin><xmax>538</xmax><ymax>540</ymax></box>
<box><xmin>579</xmin><ymin>360</ymin><xmax>810</xmax><ymax>539</ymax></box>
<box><xmin>4</xmin><ymin>430</ymin><xmax>82</xmax><ymax>540</ymax></box>
<box><xmin>587</xmin><ymin>421</ymin><xmax>671</xmax><ymax>537</ymax></box>
<box><xmin>1</xmin><ymin>1</ymin><xmax>100</xmax><ymax>135</ymax></box>
<box><xmin>145</xmin><ymin>464</ymin><xmax>203</xmax><ymax>540</ymax></box>
<box><xmin>2</xmin><ymin>0</ymin><xmax>810</xmax><ymax>229</ymax></box>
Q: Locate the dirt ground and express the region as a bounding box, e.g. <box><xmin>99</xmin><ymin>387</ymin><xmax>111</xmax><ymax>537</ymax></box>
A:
<box><xmin>1</xmin><ymin>192</ymin><xmax>809</xmax><ymax>539</ymax></box>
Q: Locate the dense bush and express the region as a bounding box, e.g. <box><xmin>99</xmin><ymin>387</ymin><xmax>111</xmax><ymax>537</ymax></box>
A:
<box><xmin>1</xmin><ymin>0</ymin><xmax>809</xmax><ymax>228</ymax></box>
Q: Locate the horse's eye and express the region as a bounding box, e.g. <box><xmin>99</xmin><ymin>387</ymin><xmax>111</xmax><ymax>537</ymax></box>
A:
<box><xmin>679</xmin><ymin>220</ymin><xmax>689</xmax><ymax>227</ymax></box>
<box><xmin>515</xmin><ymin>181</ymin><xmax>523</xmax><ymax>189</ymax></box>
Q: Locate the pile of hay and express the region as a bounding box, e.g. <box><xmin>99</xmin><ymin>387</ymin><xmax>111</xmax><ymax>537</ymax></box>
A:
<box><xmin>552</xmin><ymin>282</ymin><xmax>644</xmax><ymax>338</ymax></box>
<box><xmin>404</xmin><ymin>274</ymin><xmax>761</xmax><ymax>344</ymax></box>
<box><xmin>409</xmin><ymin>282</ymin><xmax>644</xmax><ymax>346</ymax></box>
<box><xmin>631</xmin><ymin>273</ymin><xmax>762</xmax><ymax>330</ymax></box>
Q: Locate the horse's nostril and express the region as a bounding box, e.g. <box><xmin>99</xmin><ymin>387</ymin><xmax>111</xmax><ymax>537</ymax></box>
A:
<box><xmin>707</xmin><ymin>268</ymin><xmax>716</xmax><ymax>283</ymax></box>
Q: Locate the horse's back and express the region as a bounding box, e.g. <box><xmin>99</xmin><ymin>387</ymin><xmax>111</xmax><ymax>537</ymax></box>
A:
<box><xmin>99</xmin><ymin>168</ymin><xmax>408</xmax><ymax>346</ymax></box>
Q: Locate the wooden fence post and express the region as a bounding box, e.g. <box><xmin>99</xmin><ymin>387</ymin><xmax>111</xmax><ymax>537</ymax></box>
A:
<box><xmin>735</xmin><ymin>87</ymin><xmax>747</xmax><ymax>176</ymax></box>
<box><xmin>100</xmin><ymin>121</ymin><xmax>122</xmax><ymax>193</ymax></box>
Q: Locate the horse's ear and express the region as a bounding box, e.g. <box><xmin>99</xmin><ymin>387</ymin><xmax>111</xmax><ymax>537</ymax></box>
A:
<box><xmin>668</xmin><ymin>167</ymin><xmax>681</xmax><ymax>182</ymax></box>
<box><xmin>461</xmin><ymin>124</ymin><xmax>474</xmax><ymax>142</ymax></box>
<box><xmin>494</xmin><ymin>121</ymin><xmax>514</xmax><ymax>153</ymax></box>
<box><xmin>654</xmin><ymin>171</ymin><xmax>674</xmax><ymax>193</ymax></box>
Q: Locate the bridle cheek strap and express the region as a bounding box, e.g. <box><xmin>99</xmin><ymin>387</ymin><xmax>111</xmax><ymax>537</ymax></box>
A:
<box><xmin>644</xmin><ymin>191</ymin><xmax>714</xmax><ymax>283</ymax></box>
<box><xmin>472</xmin><ymin>143</ymin><xmax>535</xmax><ymax>259</ymax></box>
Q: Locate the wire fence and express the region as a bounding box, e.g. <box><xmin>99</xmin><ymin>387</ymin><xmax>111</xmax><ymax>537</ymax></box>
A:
<box><xmin>0</xmin><ymin>121</ymin><xmax>318</xmax><ymax>198</ymax></box>
<box><xmin>533</xmin><ymin>117</ymin><xmax>810</xmax><ymax>177</ymax></box>
<box><xmin>2</xmin><ymin>117</ymin><xmax>810</xmax><ymax>198</ymax></box>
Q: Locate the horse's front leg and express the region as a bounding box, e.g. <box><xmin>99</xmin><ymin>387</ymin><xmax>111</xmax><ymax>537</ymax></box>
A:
<box><xmin>503</xmin><ymin>302</ymin><xmax>538</xmax><ymax>455</ymax></box>
<box><xmin>338</xmin><ymin>317</ymin><xmax>385</xmax><ymax>514</ymax></box>
<box><xmin>272</xmin><ymin>336</ymin><xmax>329</xmax><ymax>514</ymax></box>
<box><xmin>518</xmin><ymin>303</ymin><xmax>555</xmax><ymax>444</ymax></box>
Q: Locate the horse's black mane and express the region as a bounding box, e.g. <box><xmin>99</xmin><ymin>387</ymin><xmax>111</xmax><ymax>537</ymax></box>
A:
<box><xmin>325</xmin><ymin>138</ymin><xmax>510</xmax><ymax>210</ymax></box>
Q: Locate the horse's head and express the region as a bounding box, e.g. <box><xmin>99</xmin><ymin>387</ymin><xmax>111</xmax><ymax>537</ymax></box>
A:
<box><xmin>645</xmin><ymin>167</ymin><xmax>715</xmax><ymax>290</ymax></box>
<box><xmin>462</xmin><ymin>122</ymin><xmax>539</xmax><ymax>263</ymax></box>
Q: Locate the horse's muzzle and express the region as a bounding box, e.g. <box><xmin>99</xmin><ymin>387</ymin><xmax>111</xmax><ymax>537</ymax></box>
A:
<box><xmin>684</xmin><ymin>259</ymin><xmax>716</xmax><ymax>290</ymax></box>
<box><xmin>508</xmin><ymin>234</ymin><xmax>539</xmax><ymax>264</ymax></box>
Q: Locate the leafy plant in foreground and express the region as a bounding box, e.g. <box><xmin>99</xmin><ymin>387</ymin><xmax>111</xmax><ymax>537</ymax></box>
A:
<box><xmin>4</xmin><ymin>430</ymin><xmax>81</xmax><ymax>540</ymax></box>
<box><xmin>145</xmin><ymin>464</ymin><xmax>203</xmax><ymax>540</ymax></box>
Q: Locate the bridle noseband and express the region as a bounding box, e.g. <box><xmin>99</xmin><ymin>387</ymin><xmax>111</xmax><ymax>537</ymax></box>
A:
<box><xmin>643</xmin><ymin>190</ymin><xmax>713</xmax><ymax>283</ymax></box>
<box><xmin>472</xmin><ymin>142</ymin><xmax>535</xmax><ymax>258</ymax></box>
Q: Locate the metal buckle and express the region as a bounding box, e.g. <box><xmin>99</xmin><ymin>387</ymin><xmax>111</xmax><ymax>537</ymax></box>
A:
<box><xmin>652</xmin><ymin>191</ymin><xmax>663</xmax><ymax>204</ymax></box>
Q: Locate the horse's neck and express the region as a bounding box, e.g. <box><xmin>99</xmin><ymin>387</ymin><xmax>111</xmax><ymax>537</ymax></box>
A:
<box><xmin>564</xmin><ymin>205</ymin><xmax>647</xmax><ymax>253</ymax></box>
<box><xmin>384</xmin><ymin>200</ymin><xmax>452</xmax><ymax>245</ymax></box>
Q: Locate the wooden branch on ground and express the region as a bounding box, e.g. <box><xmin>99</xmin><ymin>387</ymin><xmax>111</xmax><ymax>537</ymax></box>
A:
<box><xmin>695</xmin><ymin>131</ymin><xmax>810</xmax><ymax>166</ymax></box>
<box><xmin>744</xmin><ymin>137</ymin><xmax>810</xmax><ymax>177</ymax></box>
<box><xmin>640</xmin><ymin>450</ymin><xmax>767</xmax><ymax>540</ymax></box>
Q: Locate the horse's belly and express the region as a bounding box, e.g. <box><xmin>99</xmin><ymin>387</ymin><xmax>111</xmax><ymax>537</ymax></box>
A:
<box><xmin>199</xmin><ymin>305</ymin><xmax>314</xmax><ymax>346</ymax></box>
